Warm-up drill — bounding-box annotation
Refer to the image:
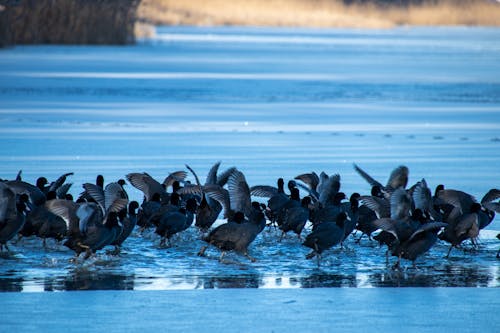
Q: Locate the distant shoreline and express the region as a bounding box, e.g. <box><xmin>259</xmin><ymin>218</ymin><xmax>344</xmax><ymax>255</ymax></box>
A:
<box><xmin>138</xmin><ymin>0</ymin><xmax>500</xmax><ymax>29</ymax></box>
<box><xmin>2</xmin><ymin>0</ymin><xmax>499</xmax><ymax>47</ymax></box>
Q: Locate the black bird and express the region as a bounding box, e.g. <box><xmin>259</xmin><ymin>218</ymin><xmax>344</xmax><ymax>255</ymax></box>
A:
<box><xmin>4</xmin><ymin>180</ymin><xmax>46</xmax><ymax>206</ymax></box>
<box><xmin>35</xmin><ymin>172</ymin><xmax>73</xmax><ymax>198</ymax></box>
<box><xmin>137</xmin><ymin>192</ymin><xmax>161</xmax><ymax>229</ymax></box>
<box><xmin>126</xmin><ymin>170</ymin><xmax>188</xmax><ymax>205</ymax></box>
<box><xmin>279</xmin><ymin>196</ymin><xmax>311</xmax><ymax>240</ymax></box>
<box><xmin>302</xmin><ymin>212</ymin><xmax>347</xmax><ymax>266</ymax></box>
<box><xmin>438</xmin><ymin>203</ymin><xmax>481</xmax><ymax>258</ymax></box>
<box><xmin>341</xmin><ymin>193</ymin><xmax>360</xmax><ymax>245</ymax></box>
<box><xmin>21</xmin><ymin>192</ymin><xmax>67</xmax><ymax>246</ymax></box>
<box><xmin>203</xmin><ymin>169</ymin><xmax>254</xmax><ymax>223</ymax></box>
<box><xmin>354</xmin><ymin>163</ymin><xmax>409</xmax><ymax>199</ymax></box>
<box><xmin>354</xmin><ymin>187</ymin><xmax>383</xmax><ymax>242</ymax></box>
<box><xmin>47</xmin><ymin>193</ymin><xmax>126</xmax><ymax>259</ymax></box>
<box><xmin>496</xmin><ymin>233</ymin><xmax>500</xmax><ymax>259</ymax></box>
<box><xmin>179</xmin><ymin>162</ymin><xmax>236</xmax><ymax>231</ymax></box>
<box><xmin>111</xmin><ymin>201</ymin><xmax>139</xmax><ymax>252</ymax></box>
<box><xmin>250</xmin><ymin>178</ymin><xmax>294</xmax><ymax>226</ymax></box>
<box><xmin>198</xmin><ymin>209</ymin><xmax>266</xmax><ymax>262</ymax></box>
<box><xmin>198</xmin><ymin>169</ymin><xmax>267</xmax><ymax>261</ymax></box>
<box><xmin>0</xmin><ymin>183</ymin><xmax>29</xmax><ymax>252</ymax></box>
<box><xmin>374</xmin><ymin>209</ymin><xmax>446</xmax><ymax>268</ymax></box>
<box><xmin>78</xmin><ymin>174</ymin><xmax>104</xmax><ymax>202</ymax></box>
<box><xmin>155</xmin><ymin>198</ymin><xmax>197</xmax><ymax>247</ymax></box>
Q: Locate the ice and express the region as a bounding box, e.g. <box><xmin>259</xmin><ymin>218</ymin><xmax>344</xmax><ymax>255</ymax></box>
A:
<box><xmin>1</xmin><ymin>288</ymin><xmax>499</xmax><ymax>332</ymax></box>
<box><xmin>0</xmin><ymin>26</ymin><xmax>499</xmax><ymax>292</ymax></box>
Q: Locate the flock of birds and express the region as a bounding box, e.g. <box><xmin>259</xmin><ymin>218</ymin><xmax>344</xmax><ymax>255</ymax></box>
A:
<box><xmin>1</xmin><ymin>162</ymin><xmax>499</xmax><ymax>268</ymax></box>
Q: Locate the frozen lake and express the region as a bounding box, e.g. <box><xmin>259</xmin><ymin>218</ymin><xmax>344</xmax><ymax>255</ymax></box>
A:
<box><xmin>0</xmin><ymin>26</ymin><xmax>500</xmax><ymax>293</ymax></box>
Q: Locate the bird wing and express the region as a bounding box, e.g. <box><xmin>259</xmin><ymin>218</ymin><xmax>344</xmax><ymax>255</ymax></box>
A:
<box><xmin>49</xmin><ymin>172</ymin><xmax>74</xmax><ymax>192</ymax></box>
<box><xmin>360</xmin><ymin>195</ymin><xmax>390</xmax><ymax>219</ymax></box>
<box><xmin>294</xmin><ymin>172</ymin><xmax>319</xmax><ymax>191</ymax></box>
<box><xmin>76</xmin><ymin>203</ymin><xmax>101</xmax><ymax>234</ymax></box>
<box><xmin>372</xmin><ymin>218</ymin><xmax>399</xmax><ymax>240</ymax></box>
<box><xmin>204</xmin><ymin>184</ymin><xmax>231</xmax><ymax>217</ymax></box>
<box><xmin>177</xmin><ymin>184</ymin><xmax>203</xmax><ymax>196</ymax></box>
<box><xmin>5</xmin><ymin>180</ymin><xmax>46</xmax><ymax>206</ymax></box>
<box><xmin>162</xmin><ymin>170</ymin><xmax>188</xmax><ymax>188</ymax></box>
<box><xmin>185</xmin><ymin>164</ymin><xmax>202</xmax><ymax>187</ymax></box>
<box><xmin>216</xmin><ymin>166</ymin><xmax>237</xmax><ymax>186</ymax></box>
<box><xmin>481</xmin><ymin>189</ymin><xmax>500</xmax><ymax>205</ymax></box>
<box><xmin>455</xmin><ymin>213</ymin><xmax>479</xmax><ymax>239</ymax></box>
<box><xmin>386</xmin><ymin>165</ymin><xmax>409</xmax><ymax>190</ymax></box>
<box><xmin>126</xmin><ymin>172</ymin><xmax>164</xmax><ymax>202</ymax></box>
<box><xmin>390</xmin><ymin>187</ymin><xmax>412</xmax><ymax>221</ymax></box>
<box><xmin>45</xmin><ymin>199</ymin><xmax>80</xmax><ymax>234</ymax></box>
<box><xmin>412</xmin><ymin>179</ymin><xmax>428</xmax><ymax>209</ymax></box>
<box><xmin>104</xmin><ymin>182</ymin><xmax>129</xmax><ymax>213</ymax></box>
<box><xmin>408</xmin><ymin>222</ymin><xmax>447</xmax><ymax>242</ymax></box>
<box><xmin>294</xmin><ymin>182</ymin><xmax>319</xmax><ymax>202</ymax></box>
<box><xmin>205</xmin><ymin>161</ymin><xmax>221</xmax><ymax>185</ymax></box>
<box><xmin>353</xmin><ymin>163</ymin><xmax>383</xmax><ymax>189</ymax></box>
<box><xmin>249</xmin><ymin>185</ymin><xmax>279</xmax><ymax>198</ymax></box>
<box><xmin>0</xmin><ymin>183</ymin><xmax>16</xmax><ymax>222</ymax></box>
<box><xmin>435</xmin><ymin>189</ymin><xmax>477</xmax><ymax>213</ymax></box>
<box><xmin>56</xmin><ymin>183</ymin><xmax>72</xmax><ymax>199</ymax></box>
<box><xmin>82</xmin><ymin>182</ymin><xmax>105</xmax><ymax>214</ymax></box>
<box><xmin>319</xmin><ymin>174</ymin><xmax>341</xmax><ymax>205</ymax></box>
<box><xmin>227</xmin><ymin>170</ymin><xmax>252</xmax><ymax>217</ymax></box>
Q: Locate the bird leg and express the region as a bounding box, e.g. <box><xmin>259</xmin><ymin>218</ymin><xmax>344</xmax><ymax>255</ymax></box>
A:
<box><xmin>244</xmin><ymin>252</ymin><xmax>257</xmax><ymax>262</ymax></box>
<box><xmin>83</xmin><ymin>248</ymin><xmax>93</xmax><ymax>260</ymax></box>
<box><xmin>69</xmin><ymin>255</ymin><xmax>78</xmax><ymax>263</ymax></box>
<box><xmin>355</xmin><ymin>233</ymin><xmax>363</xmax><ymax>244</ymax></box>
<box><xmin>279</xmin><ymin>231</ymin><xmax>285</xmax><ymax>242</ymax></box>
<box><xmin>446</xmin><ymin>245</ymin><xmax>453</xmax><ymax>259</ymax></box>
<box><xmin>392</xmin><ymin>255</ymin><xmax>402</xmax><ymax>270</ymax></box>
<box><xmin>109</xmin><ymin>245</ymin><xmax>121</xmax><ymax>256</ymax></box>
<box><xmin>159</xmin><ymin>237</ymin><xmax>166</xmax><ymax>248</ymax></box>
<box><xmin>198</xmin><ymin>246</ymin><xmax>208</xmax><ymax>257</ymax></box>
<box><xmin>219</xmin><ymin>251</ymin><xmax>226</xmax><ymax>261</ymax></box>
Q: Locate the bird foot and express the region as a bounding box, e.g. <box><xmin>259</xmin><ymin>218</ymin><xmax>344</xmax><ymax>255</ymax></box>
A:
<box><xmin>305</xmin><ymin>251</ymin><xmax>316</xmax><ymax>260</ymax></box>
<box><xmin>245</xmin><ymin>254</ymin><xmax>257</xmax><ymax>262</ymax></box>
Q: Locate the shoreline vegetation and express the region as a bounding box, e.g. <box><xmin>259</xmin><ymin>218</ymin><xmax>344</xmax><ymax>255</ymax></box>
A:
<box><xmin>1</xmin><ymin>0</ymin><xmax>500</xmax><ymax>46</ymax></box>
<box><xmin>138</xmin><ymin>0</ymin><xmax>500</xmax><ymax>29</ymax></box>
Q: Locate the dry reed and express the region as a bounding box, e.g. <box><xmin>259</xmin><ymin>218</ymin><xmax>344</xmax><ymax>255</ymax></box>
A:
<box><xmin>138</xmin><ymin>0</ymin><xmax>500</xmax><ymax>28</ymax></box>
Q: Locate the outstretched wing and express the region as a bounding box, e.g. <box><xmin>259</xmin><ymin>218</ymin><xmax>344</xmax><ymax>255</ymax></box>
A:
<box><xmin>162</xmin><ymin>170</ymin><xmax>188</xmax><ymax>188</ymax></box>
<box><xmin>227</xmin><ymin>170</ymin><xmax>252</xmax><ymax>217</ymax></box>
<box><xmin>126</xmin><ymin>172</ymin><xmax>164</xmax><ymax>202</ymax></box>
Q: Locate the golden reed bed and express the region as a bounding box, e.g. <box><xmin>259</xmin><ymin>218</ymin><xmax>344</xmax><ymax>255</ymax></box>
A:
<box><xmin>138</xmin><ymin>0</ymin><xmax>500</xmax><ymax>29</ymax></box>
<box><xmin>1</xmin><ymin>0</ymin><xmax>499</xmax><ymax>46</ymax></box>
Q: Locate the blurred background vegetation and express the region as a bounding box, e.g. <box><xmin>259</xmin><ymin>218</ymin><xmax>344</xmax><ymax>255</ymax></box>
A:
<box><xmin>1</xmin><ymin>0</ymin><xmax>500</xmax><ymax>47</ymax></box>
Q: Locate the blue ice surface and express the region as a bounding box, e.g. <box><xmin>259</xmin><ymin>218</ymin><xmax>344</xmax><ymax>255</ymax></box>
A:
<box><xmin>1</xmin><ymin>288</ymin><xmax>499</xmax><ymax>332</ymax></box>
<box><xmin>0</xmin><ymin>26</ymin><xmax>499</xmax><ymax>293</ymax></box>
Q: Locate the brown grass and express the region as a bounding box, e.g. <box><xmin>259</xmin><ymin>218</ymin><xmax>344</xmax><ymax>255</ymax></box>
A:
<box><xmin>137</xmin><ymin>0</ymin><xmax>500</xmax><ymax>28</ymax></box>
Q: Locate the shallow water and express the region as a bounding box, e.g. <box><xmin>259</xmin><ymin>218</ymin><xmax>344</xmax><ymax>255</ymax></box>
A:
<box><xmin>0</xmin><ymin>26</ymin><xmax>499</xmax><ymax>291</ymax></box>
